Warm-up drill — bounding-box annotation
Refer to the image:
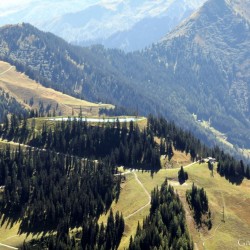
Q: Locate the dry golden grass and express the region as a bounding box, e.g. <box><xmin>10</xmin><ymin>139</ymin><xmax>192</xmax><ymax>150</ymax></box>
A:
<box><xmin>136</xmin><ymin>118</ymin><xmax>147</xmax><ymax>130</ymax></box>
<box><xmin>155</xmin><ymin>137</ymin><xmax>192</xmax><ymax>169</ymax></box>
<box><xmin>185</xmin><ymin>164</ymin><xmax>250</xmax><ymax>250</ymax></box>
<box><xmin>0</xmin><ymin>61</ymin><xmax>113</xmax><ymax>116</ymax></box>
<box><xmin>171</xmin><ymin>149</ymin><xmax>192</xmax><ymax>167</ymax></box>
<box><xmin>0</xmin><ymin>140</ymin><xmax>29</xmax><ymax>151</ymax></box>
<box><xmin>112</xmin><ymin>173</ymin><xmax>149</xmax><ymax>218</ymax></box>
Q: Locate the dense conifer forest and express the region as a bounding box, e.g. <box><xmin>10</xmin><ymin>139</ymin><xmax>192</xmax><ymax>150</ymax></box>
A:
<box><xmin>0</xmin><ymin>2</ymin><xmax>249</xmax><ymax>248</ymax></box>
<box><xmin>0</xmin><ymin>32</ymin><xmax>214</xmax><ymax>152</ymax></box>
<box><xmin>22</xmin><ymin>209</ymin><xmax>125</xmax><ymax>250</ymax></box>
<box><xmin>129</xmin><ymin>179</ymin><xmax>193</xmax><ymax>250</ymax></box>
<box><xmin>0</xmin><ymin>114</ymin><xmax>249</xmax><ymax>248</ymax></box>
<box><xmin>0</xmin><ymin>147</ymin><xmax>118</xmax><ymax>232</ymax></box>
<box><xmin>1</xmin><ymin>114</ymin><xmax>249</xmax><ymax>181</ymax></box>
<box><xmin>2</xmin><ymin>23</ymin><xmax>250</xmax><ymax>150</ymax></box>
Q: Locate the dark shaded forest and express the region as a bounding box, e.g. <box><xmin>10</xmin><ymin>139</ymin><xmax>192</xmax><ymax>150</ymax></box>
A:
<box><xmin>22</xmin><ymin>209</ymin><xmax>125</xmax><ymax>250</ymax></box>
<box><xmin>129</xmin><ymin>179</ymin><xmax>193</xmax><ymax>250</ymax></box>
<box><xmin>0</xmin><ymin>147</ymin><xmax>118</xmax><ymax>232</ymax></box>
<box><xmin>1</xmin><ymin>114</ymin><xmax>249</xmax><ymax>182</ymax></box>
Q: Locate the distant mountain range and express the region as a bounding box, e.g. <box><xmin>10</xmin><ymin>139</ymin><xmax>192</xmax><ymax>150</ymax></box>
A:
<box><xmin>0</xmin><ymin>0</ymin><xmax>206</xmax><ymax>51</ymax></box>
<box><xmin>0</xmin><ymin>0</ymin><xmax>249</xmax><ymax>152</ymax></box>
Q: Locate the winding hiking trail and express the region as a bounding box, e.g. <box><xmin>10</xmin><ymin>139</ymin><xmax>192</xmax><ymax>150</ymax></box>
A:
<box><xmin>124</xmin><ymin>172</ymin><xmax>151</xmax><ymax>220</ymax></box>
<box><xmin>122</xmin><ymin>162</ymin><xmax>199</xmax><ymax>220</ymax></box>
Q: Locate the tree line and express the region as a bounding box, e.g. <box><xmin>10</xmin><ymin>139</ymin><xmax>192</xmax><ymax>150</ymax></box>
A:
<box><xmin>0</xmin><ymin>114</ymin><xmax>249</xmax><ymax>249</ymax></box>
<box><xmin>147</xmin><ymin>115</ymin><xmax>250</xmax><ymax>184</ymax></box>
<box><xmin>1</xmin><ymin>114</ymin><xmax>250</xmax><ymax>184</ymax></box>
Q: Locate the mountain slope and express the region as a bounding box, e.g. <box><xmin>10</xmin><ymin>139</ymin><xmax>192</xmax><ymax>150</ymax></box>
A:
<box><xmin>0</xmin><ymin>87</ymin><xmax>27</xmax><ymax>122</ymax></box>
<box><xmin>0</xmin><ymin>23</ymin><xmax>159</xmax><ymax>119</ymax></box>
<box><xmin>151</xmin><ymin>0</ymin><xmax>250</xmax><ymax>147</ymax></box>
<box><xmin>0</xmin><ymin>0</ymin><xmax>249</xmax><ymax>151</ymax></box>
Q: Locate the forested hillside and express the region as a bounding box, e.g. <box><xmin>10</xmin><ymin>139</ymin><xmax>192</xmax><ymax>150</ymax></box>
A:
<box><xmin>149</xmin><ymin>0</ymin><xmax>250</xmax><ymax>148</ymax></box>
<box><xmin>0</xmin><ymin>114</ymin><xmax>249</xmax><ymax>248</ymax></box>
<box><xmin>0</xmin><ymin>1</ymin><xmax>249</xmax><ymax>152</ymax></box>
<box><xmin>1</xmin><ymin>23</ymin><xmax>193</xmax><ymax>147</ymax></box>
<box><xmin>0</xmin><ymin>0</ymin><xmax>249</xmax><ymax>249</ymax></box>
<box><xmin>0</xmin><ymin>23</ymin><xmax>234</xmax><ymax>155</ymax></box>
<box><xmin>0</xmin><ymin>61</ymin><xmax>112</xmax><ymax>118</ymax></box>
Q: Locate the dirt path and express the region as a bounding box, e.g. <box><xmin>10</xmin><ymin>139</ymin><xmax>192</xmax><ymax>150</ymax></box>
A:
<box><xmin>0</xmin><ymin>66</ymin><xmax>13</xmax><ymax>76</ymax></box>
<box><xmin>202</xmin><ymin>222</ymin><xmax>223</xmax><ymax>249</ymax></box>
<box><xmin>183</xmin><ymin>161</ymin><xmax>198</xmax><ymax>168</ymax></box>
<box><xmin>0</xmin><ymin>235</ymin><xmax>20</xmax><ymax>250</ymax></box>
<box><xmin>123</xmin><ymin>161</ymin><xmax>198</xmax><ymax>220</ymax></box>
<box><xmin>124</xmin><ymin>172</ymin><xmax>151</xmax><ymax>220</ymax></box>
<box><xmin>0</xmin><ymin>139</ymin><xmax>86</xmax><ymax>163</ymax></box>
<box><xmin>114</xmin><ymin>171</ymin><xmax>131</xmax><ymax>176</ymax></box>
<box><xmin>0</xmin><ymin>242</ymin><xmax>18</xmax><ymax>250</ymax></box>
